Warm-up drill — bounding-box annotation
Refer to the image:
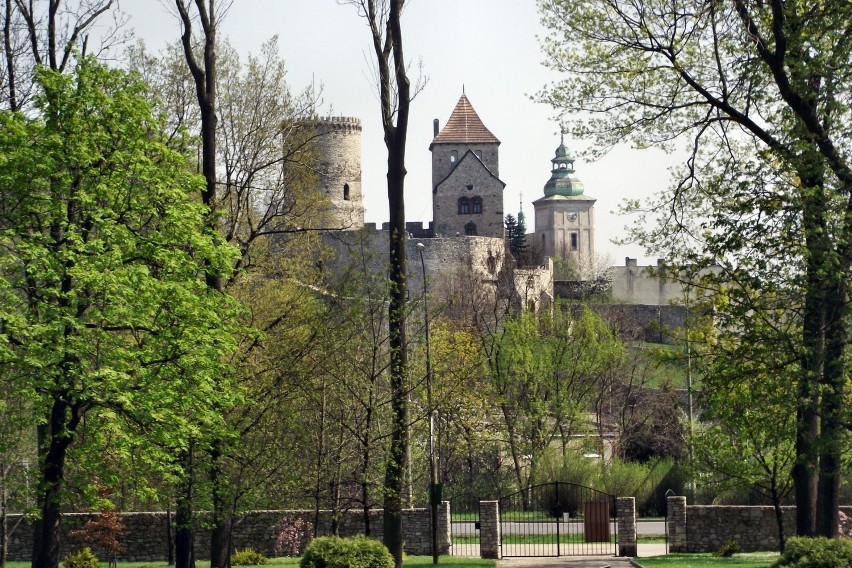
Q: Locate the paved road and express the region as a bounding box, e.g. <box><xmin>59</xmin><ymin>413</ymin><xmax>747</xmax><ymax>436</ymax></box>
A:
<box><xmin>451</xmin><ymin>519</ymin><xmax>666</xmax><ymax>536</ymax></box>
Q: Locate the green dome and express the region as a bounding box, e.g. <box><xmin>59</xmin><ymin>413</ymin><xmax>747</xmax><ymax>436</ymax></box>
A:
<box><xmin>543</xmin><ymin>139</ymin><xmax>584</xmax><ymax>197</ymax></box>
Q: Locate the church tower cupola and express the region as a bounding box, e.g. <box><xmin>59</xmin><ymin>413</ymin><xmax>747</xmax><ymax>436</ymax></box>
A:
<box><xmin>533</xmin><ymin>133</ymin><xmax>596</xmax><ymax>261</ymax></box>
<box><xmin>544</xmin><ymin>134</ymin><xmax>585</xmax><ymax>197</ymax></box>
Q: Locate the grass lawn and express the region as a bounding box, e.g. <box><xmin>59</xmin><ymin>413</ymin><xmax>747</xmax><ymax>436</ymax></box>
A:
<box><xmin>2</xmin><ymin>555</ymin><xmax>495</xmax><ymax>568</ymax></box>
<box><xmin>635</xmin><ymin>552</ymin><xmax>780</xmax><ymax>568</ymax></box>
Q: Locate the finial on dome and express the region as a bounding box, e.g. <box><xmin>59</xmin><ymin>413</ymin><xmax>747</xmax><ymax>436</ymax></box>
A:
<box><xmin>560</xmin><ymin>131</ymin><xmax>564</xmax><ymax>145</ymax></box>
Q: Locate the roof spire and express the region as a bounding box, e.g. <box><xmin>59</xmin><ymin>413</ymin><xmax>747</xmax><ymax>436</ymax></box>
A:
<box><xmin>462</xmin><ymin>83</ymin><xmax>465</xmax><ymax>95</ymax></box>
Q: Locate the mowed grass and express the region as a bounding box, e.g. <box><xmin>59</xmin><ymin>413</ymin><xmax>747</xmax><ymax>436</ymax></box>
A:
<box><xmin>636</xmin><ymin>552</ymin><xmax>780</xmax><ymax>568</ymax></box>
<box><xmin>3</xmin><ymin>556</ymin><xmax>494</xmax><ymax>568</ymax></box>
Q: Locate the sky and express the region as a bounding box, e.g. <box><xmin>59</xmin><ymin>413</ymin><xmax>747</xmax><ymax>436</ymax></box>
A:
<box><xmin>115</xmin><ymin>0</ymin><xmax>675</xmax><ymax>265</ymax></box>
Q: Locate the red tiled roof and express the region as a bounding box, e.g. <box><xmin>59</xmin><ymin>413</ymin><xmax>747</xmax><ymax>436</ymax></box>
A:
<box><xmin>431</xmin><ymin>94</ymin><xmax>500</xmax><ymax>146</ymax></box>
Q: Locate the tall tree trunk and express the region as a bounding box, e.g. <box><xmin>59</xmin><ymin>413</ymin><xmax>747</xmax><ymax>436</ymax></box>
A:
<box><xmin>175</xmin><ymin>2</ymin><xmax>228</xmax><ymax>564</ymax></box>
<box><xmin>174</xmin><ymin>450</ymin><xmax>195</xmax><ymax>568</ymax></box>
<box><xmin>32</xmin><ymin>399</ymin><xmax>81</xmax><ymax>568</ymax></box>
<box><xmin>357</xmin><ymin>1</ymin><xmax>411</xmax><ymax>565</ymax></box>
<box><xmin>793</xmin><ymin>170</ymin><xmax>828</xmax><ymax>537</ymax></box>
<box><xmin>816</xmin><ymin>275</ymin><xmax>846</xmax><ymax>536</ymax></box>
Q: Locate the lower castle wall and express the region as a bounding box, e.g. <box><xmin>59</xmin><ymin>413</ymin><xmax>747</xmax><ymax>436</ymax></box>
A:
<box><xmin>4</xmin><ymin>507</ymin><xmax>451</xmax><ymax>561</ymax></box>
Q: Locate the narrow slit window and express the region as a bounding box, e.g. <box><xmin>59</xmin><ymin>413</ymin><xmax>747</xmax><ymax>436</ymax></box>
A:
<box><xmin>343</xmin><ymin>183</ymin><xmax>350</xmax><ymax>201</ymax></box>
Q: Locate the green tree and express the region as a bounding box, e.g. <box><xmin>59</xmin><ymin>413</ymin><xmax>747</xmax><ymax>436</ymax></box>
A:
<box><xmin>485</xmin><ymin>306</ymin><xmax>624</xmax><ymax>491</ymax></box>
<box><xmin>0</xmin><ymin>59</ymin><xmax>239</xmax><ymax>568</ymax></box>
<box><xmin>141</xmin><ymin>6</ymin><xmax>323</xmax><ymax>563</ymax></box>
<box><xmin>505</xmin><ymin>214</ymin><xmax>527</xmax><ymax>265</ymax></box>
<box><xmin>539</xmin><ymin>0</ymin><xmax>852</xmax><ymax>536</ymax></box>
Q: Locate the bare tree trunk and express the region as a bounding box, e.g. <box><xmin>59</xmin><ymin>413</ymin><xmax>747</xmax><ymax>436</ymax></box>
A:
<box><xmin>174</xmin><ymin>2</ymin><xmax>229</xmax><ymax>565</ymax></box>
<box><xmin>350</xmin><ymin>1</ymin><xmax>411</xmax><ymax>565</ymax></box>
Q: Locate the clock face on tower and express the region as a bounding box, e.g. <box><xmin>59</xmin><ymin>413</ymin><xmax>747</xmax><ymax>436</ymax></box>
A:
<box><xmin>567</xmin><ymin>211</ymin><xmax>578</xmax><ymax>222</ymax></box>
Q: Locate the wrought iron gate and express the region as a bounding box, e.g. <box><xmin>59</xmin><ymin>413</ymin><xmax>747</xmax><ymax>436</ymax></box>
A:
<box><xmin>447</xmin><ymin>492</ymin><xmax>480</xmax><ymax>557</ymax></box>
<box><xmin>499</xmin><ymin>482</ymin><xmax>617</xmax><ymax>557</ymax></box>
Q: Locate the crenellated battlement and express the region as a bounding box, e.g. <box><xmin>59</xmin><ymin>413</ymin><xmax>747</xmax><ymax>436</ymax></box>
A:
<box><xmin>317</xmin><ymin>116</ymin><xmax>362</xmax><ymax>133</ymax></box>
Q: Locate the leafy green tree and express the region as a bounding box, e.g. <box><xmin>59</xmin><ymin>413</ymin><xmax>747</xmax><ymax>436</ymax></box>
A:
<box><xmin>485</xmin><ymin>306</ymin><xmax>624</xmax><ymax>491</ymax></box>
<box><xmin>0</xmin><ymin>59</ymin><xmax>239</xmax><ymax>568</ymax></box>
<box><xmin>539</xmin><ymin>0</ymin><xmax>852</xmax><ymax>536</ymax></box>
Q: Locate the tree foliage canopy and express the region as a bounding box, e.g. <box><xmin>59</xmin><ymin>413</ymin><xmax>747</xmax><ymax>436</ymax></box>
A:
<box><xmin>0</xmin><ymin>58</ymin><xmax>241</xmax><ymax>568</ymax></box>
<box><xmin>539</xmin><ymin>0</ymin><xmax>852</xmax><ymax>536</ymax></box>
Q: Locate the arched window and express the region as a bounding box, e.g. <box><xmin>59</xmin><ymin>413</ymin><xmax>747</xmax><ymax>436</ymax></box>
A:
<box><xmin>450</xmin><ymin>150</ymin><xmax>458</xmax><ymax>163</ymax></box>
<box><xmin>471</xmin><ymin>196</ymin><xmax>483</xmax><ymax>214</ymax></box>
<box><xmin>343</xmin><ymin>183</ymin><xmax>350</xmax><ymax>201</ymax></box>
<box><xmin>465</xmin><ymin>221</ymin><xmax>478</xmax><ymax>236</ymax></box>
<box><xmin>458</xmin><ymin>197</ymin><xmax>469</xmax><ymax>214</ymax></box>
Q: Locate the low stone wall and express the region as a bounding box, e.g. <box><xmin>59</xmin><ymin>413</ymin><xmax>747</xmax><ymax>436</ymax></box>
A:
<box><xmin>667</xmin><ymin>496</ymin><xmax>852</xmax><ymax>553</ymax></box>
<box><xmin>4</xmin><ymin>506</ymin><xmax>450</xmax><ymax>561</ymax></box>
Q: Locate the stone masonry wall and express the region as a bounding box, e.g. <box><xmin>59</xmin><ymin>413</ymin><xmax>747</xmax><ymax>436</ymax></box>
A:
<box><xmin>667</xmin><ymin>501</ymin><xmax>852</xmax><ymax>553</ymax></box>
<box><xmin>4</xmin><ymin>507</ymin><xmax>450</xmax><ymax>561</ymax></box>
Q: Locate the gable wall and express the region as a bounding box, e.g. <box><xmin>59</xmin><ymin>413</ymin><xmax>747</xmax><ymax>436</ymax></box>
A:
<box><xmin>433</xmin><ymin>151</ymin><xmax>504</xmax><ymax>238</ymax></box>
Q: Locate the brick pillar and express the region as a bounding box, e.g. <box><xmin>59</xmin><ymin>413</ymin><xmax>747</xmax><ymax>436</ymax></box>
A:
<box><xmin>438</xmin><ymin>501</ymin><xmax>451</xmax><ymax>554</ymax></box>
<box><xmin>616</xmin><ymin>497</ymin><xmax>637</xmax><ymax>556</ymax></box>
<box><xmin>479</xmin><ymin>500</ymin><xmax>501</xmax><ymax>559</ymax></box>
<box><xmin>667</xmin><ymin>495</ymin><xmax>687</xmax><ymax>552</ymax></box>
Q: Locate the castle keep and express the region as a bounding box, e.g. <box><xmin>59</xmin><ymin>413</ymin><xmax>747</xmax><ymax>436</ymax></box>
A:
<box><xmin>430</xmin><ymin>94</ymin><xmax>506</xmax><ymax>239</ymax></box>
<box><xmin>316</xmin><ymin>116</ymin><xmax>364</xmax><ymax>230</ymax></box>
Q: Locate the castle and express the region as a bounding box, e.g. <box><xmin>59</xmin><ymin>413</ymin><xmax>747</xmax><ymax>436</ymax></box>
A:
<box><xmin>315</xmin><ymin>94</ymin><xmax>697</xmax><ymax>325</ymax></box>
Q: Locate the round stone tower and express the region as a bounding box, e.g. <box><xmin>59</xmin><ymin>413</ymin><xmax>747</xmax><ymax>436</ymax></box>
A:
<box><xmin>316</xmin><ymin>116</ymin><xmax>364</xmax><ymax>230</ymax></box>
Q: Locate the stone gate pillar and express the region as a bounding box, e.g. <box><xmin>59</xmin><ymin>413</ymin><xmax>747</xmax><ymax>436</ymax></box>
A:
<box><xmin>616</xmin><ymin>497</ymin><xmax>637</xmax><ymax>556</ymax></box>
<box><xmin>667</xmin><ymin>495</ymin><xmax>687</xmax><ymax>552</ymax></box>
<box><xmin>438</xmin><ymin>501</ymin><xmax>451</xmax><ymax>554</ymax></box>
<box><xmin>479</xmin><ymin>500</ymin><xmax>501</xmax><ymax>559</ymax></box>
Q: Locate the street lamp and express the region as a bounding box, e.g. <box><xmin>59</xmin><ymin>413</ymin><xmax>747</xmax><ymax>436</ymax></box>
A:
<box><xmin>416</xmin><ymin>242</ymin><xmax>440</xmax><ymax>564</ymax></box>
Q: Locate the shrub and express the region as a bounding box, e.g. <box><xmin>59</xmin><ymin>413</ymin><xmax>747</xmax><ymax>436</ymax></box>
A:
<box><xmin>715</xmin><ymin>540</ymin><xmax>740</xmax><ymax>557</ymax></box>
<box><xmin>773</xmin><ymin>537</ymin><xmax>852</xmax><ymax>568</ymax></box>
<box><xmin>275</xmin><ymin>515</ymin><xmax>313</xmax><ymax>557</ymax></box>
<box><xmin>300</xmin><ymin>536</ymin><xmax>393</xmax><ymax>568</ymax></box>
<box><xmin>839</xmin><ymin>511</ymin><xmax>852</xmax><ymax>540</ymax></box>
<box><xmin>63</xmin><ymin>547</ymin><xmax>99</xmax><ymax>568</ymax></box>
<box><xmin>232</xmin><ymin>548</ymin><xmax>267</xmax><ymax>566</ymax></box>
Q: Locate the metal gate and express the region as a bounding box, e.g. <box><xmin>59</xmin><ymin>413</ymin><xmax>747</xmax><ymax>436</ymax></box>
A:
<box><xmin>499</xmin><ymin>482</ymin><xmax>617</xmax><ymax>557</ymax></box>
<box><xmin>447</xmin><ymin>492</ymin><xmax>480</xmax><ymax>557</ymax></box>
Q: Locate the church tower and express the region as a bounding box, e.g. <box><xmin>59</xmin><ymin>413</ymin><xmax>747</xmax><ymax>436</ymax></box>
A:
<box><xmin>430</xmin><ymin>94</ymin><xmax>505</xmax><ymax>238</ymax></box>
<box><xmin>533</xmin><ymin>136</ymin><xmax>596</xmax><ymax>261</ymax></box>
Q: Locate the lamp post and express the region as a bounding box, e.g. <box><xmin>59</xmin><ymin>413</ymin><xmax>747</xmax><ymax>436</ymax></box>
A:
<box><xmin>416</xmin><ymin>242</ymin><xmax>439</xmax><ymax>564</ymax></box>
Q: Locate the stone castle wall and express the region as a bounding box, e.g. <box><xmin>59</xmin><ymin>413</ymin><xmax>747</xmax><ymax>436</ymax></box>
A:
<box><xmin>4</xmin><ymin>507</ymin><xmax>451</xmax><ymax>561</ymax></box>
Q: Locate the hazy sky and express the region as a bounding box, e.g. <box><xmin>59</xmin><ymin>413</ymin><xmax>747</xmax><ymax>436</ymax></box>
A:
<box><xmin>115</xmin><ymin>0</ymin><xmax>674</xmax><ymax>265</ymax></box>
